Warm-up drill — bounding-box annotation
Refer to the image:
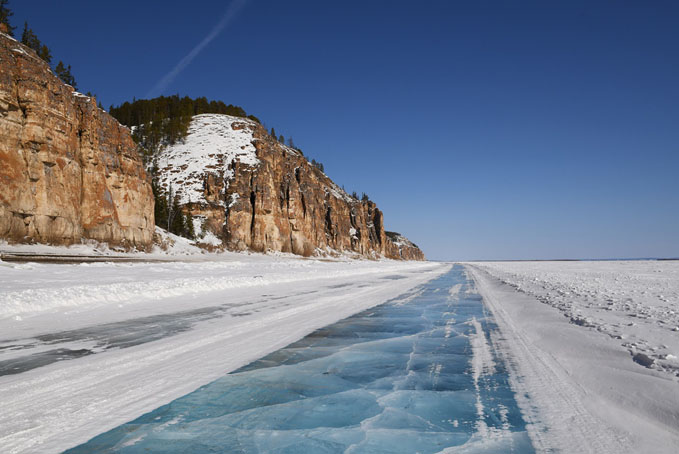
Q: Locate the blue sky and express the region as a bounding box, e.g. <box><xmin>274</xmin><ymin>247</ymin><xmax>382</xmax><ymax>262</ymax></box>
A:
<box><xmin>10</xmin><ymin>1</ymin><xmax>679</xmax><ymax>260</ymax></box>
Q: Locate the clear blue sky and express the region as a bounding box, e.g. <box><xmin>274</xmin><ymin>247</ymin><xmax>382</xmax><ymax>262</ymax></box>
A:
<box><xmin>11</xmin><ymin>1</ymin><xmax>679</xmax><ymax>260</ymax></box>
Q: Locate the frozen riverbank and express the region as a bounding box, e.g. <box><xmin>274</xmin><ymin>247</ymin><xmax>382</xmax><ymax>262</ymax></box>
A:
<box><xmin>0</xmin><ymin>257</ymin><xmax>448</xmax><ymax>454</ymax></box>
<box><xmin>467</xmin><ymin>261</ymin><xmax>679</xmax><ymax>453</ymax></box>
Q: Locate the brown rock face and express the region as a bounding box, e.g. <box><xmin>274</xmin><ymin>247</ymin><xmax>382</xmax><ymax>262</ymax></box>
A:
<box><xmin>384</xmin><ymin>231</ymin><xmax>426</xmax><ymax>261</ymax></box>
<box><xmin>0</xmin><ymin>33</ymin><xmax>154</xmax><ymax>248</ymax></box>
<box><xmin>157</xmin><ymin>114</ymin><xmax>425</xmax><ymax>260</ymax></box>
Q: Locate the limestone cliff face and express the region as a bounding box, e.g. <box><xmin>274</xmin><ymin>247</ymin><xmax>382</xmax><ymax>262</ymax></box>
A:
<box><xmin>156</xmin><ymin>114</ymin><xmax>425</xmax><ymax>260</ymax></box>
<box><xmin>0</xmin><ymin>33</ymin><xmax>154</xmax><ymax>248</ymax></box>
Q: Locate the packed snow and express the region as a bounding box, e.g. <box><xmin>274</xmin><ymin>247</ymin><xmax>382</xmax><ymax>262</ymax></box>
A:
<box><xmin>0</xmin><ymin>255</ymin><xmax>448</xmax><ymax>454</ymax></box>
<box><xmin>466</xmin><ymin>261</ymin><xmax>679</xmax><ymax>453</ymax></box>
<box><xmin>473</xmin><ymin>260</ymin><xmax>679</xmax><ymax>377</ymax></box>
<box><xmin>154</xmin><ymin>114</ymin><xmax>260</xmax><ymax>206</ymax></box>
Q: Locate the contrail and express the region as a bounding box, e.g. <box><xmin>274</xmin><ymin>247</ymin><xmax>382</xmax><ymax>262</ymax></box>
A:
<box><xmin>146</xmin><ymin>0</ymin><xmax>249</xmax><ymax>98</ymax></box>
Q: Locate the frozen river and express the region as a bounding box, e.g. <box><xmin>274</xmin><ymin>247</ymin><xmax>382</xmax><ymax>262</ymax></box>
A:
<box><xmin>65</xmin><ymin>266</ymin><xmax>534</xmax><ymax>453</ymax></box>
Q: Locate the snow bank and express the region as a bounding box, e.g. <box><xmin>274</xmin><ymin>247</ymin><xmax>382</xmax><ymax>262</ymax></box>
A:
<box><xmin>472</xmin><ymin>260</ymin><xmax>679</xmax><ymax>378</ymax></box>
<box><xmin>0</xmin><ymin>257</ymin><xmax>432</xmax><ymax>320</ymax></box>
<box><xmin>0</xmin><ymin>226</ymin><xmax>206</xmax><ymax>259</ymax></box>
<box><xmin>467</xmin><ymin>262</ymin><xmax>679</xmax><ymax>454</ymax></box>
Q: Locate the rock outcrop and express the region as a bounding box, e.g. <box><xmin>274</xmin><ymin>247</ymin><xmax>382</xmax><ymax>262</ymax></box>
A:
<box><xmin>0</xmin><ymin>32</ymin><xmax>422</xmax><ymax>258</ymax></box>
<box><xmin>155</xmin><ymin>114</ymin><xmax>425</xmax><ymax>260</ymax></box>
<box><xmin>0</xmin><ymin>33</ymin><xmax>154</xmax><ymax>248</ymax></box>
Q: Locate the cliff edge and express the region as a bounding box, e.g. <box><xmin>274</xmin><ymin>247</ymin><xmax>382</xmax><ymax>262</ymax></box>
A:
<box><xmin>0</xmin><ymin>32</ymin><xmax>154</xmax><ymax>248</ymax></box>
<box><xmin>154</xmin><ymin>114</ymin><xmax>425</xmax><ymax>260</ymax></box>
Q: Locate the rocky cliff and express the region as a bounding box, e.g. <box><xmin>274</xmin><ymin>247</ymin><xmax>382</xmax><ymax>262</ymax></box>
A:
<box><xmin>0</xmin><ymin>32</ymin><xmax>154</xmax><ymax>248</ymax></box>
<box><xmin>155</xmin><ymin>114</ymin><xmax>425</xmax><ymax>260</ymax></box>
<box><xmin>0</xmin><ymin>30</ymin><xmax>423</xmax><ymax>259</ymax></box>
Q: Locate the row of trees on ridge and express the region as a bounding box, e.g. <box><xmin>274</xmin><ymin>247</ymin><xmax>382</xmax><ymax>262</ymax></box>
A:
<box><xmin>1</xmin><ymin>1</ymin><xmax>77</xmax><ymax>88</ymax></box>
<box><xmin>109</xmin><ymin>95</ymin><xmax>260</xmax><ymax>155</ymax></box>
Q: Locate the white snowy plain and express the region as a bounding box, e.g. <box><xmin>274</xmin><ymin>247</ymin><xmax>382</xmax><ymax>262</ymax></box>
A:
<box><xmin>466</xmin><ymin>261</ymin><xmax>679</xmax><ymax>454</ymax></box>
<box><xmin>0</xmin><ymin>255</ymin><xmax>449</xmax><ymax>454</ymax></box>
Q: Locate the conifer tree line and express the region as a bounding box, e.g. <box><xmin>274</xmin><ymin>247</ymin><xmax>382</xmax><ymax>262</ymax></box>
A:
<box><xmin>1</xmin><ymin>1</ymin><xmax>78</xmax><ymax>89</ymax></box>
<box><xmin>268</xmin><ymin>127</ymin><xmax>304</xmax><ymax>155</ymax></box>
<box><xmin>310</xmin><ymin>158</ymin><xmax>325</xmax><ymax>173</ymax></box>
<box><xmin>109</xmin><ymin>95</ymin><xmax>260</xmax><ymax>153</ymax></box>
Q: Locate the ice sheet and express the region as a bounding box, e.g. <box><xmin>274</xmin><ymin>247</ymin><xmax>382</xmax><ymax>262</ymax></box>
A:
<box><xmin>65</xmin><ymin>266</ymin><xmax>533</xmax><ymax>454</ymax></box>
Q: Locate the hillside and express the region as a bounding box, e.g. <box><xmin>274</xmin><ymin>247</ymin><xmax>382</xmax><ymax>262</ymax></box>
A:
<box><xmin>152</xmin><ymin>113</ymin><xmax>425</xmax><ymax>260</ymax></box>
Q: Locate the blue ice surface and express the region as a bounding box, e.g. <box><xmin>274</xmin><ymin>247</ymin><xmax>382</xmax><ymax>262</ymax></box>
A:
<box><xmin>64</xmin><ymin>265</ymin><xmax>535</xmax><ymax>454</ymax></box>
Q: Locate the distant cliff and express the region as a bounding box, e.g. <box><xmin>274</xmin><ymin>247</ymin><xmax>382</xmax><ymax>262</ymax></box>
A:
<box><xmin>154</xmin><ymin>114</ymin><xmax>425</xmax><ymax>260</ymax></box>
<box><xmin>0</xmin><ymin>32</ymin><xmax>154</xmax><ymax>248</ymax></box>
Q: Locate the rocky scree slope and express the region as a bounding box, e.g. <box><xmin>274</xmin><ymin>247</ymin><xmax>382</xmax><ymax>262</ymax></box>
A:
<box><xmin>154</xmin><ymin>114</ymin><xmax>424</xmax><ymax>260</ymax></box>
<box><xmin>0</xmin><ymin>32</ymin><xmax>154</xmax><ymax>248</ymax></box>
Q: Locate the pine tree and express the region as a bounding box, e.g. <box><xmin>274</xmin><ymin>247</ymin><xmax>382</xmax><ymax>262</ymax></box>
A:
<box><xmin>152</xmin><ymin>179</ymin><xmax>169</xmax><ymax>229</ymax></box>
<box><xmin>20</xmin><ymin>22</ymin><xmax>51</xmax><ymax>63</ymax></box>
<box><xmin>184</xmin><ymin>213</ymin><xmax>195</xmax><ymax>239</ymax></box>
<box><xmin>287</xmin><ymin>137</ymin><xmax>294</xmax><ymax>148</ymax></box>
<box><xmin>170</xmin><ymin>196</ymin><xmax>186</xmax><ymax>236</ymax></box>
<box><xmin>165</xmin><ymin>184</ymin><xmax>176</xmax><ymax>232</ymax></box>
<box><xmin>0</xmin><ymin>0</ymin><xmax>15</xmax><ymax>37</ymax></box>
<box><xmin>55</xmin><ymin>61</ymin><xmax>77</xmax><ymax>88</ymax></box>
<box><xmin>279</xmin><ymin>134</ymin><xmax>285</xmax><ymax>144</ymax></box>
<box><xmin>38</xmin><ymin>44</ymin><xmax>52</xmax><ymax>63</ymax></box>
<box><xmin>21</xmin><ymin>22</ymin><xmax>40</xmax><ymax>50</ymax></box>
<box><xmin>270</xmin><ymin>127</ymin><xmax>276</xmax><ymax>139</ymax></box>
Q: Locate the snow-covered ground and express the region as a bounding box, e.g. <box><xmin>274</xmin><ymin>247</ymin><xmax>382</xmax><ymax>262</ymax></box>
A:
<box><xmin>0</xmin><ymin>227</ymin><xmax>209</xmax><ymax>260</ymax></box>
<box><xmin>467</xmin><ymin>261</ymin><xmax>679</xmax><ymax>454</ymax></box>
<box><xmin>0</xmin><ymin>255</ymin><xmax>448</xmax><ymax>454</ymax></box>
<box><xmin>5</xmin><ymin>256</ymin><xmax>676</xmax><ymax>453</ymax></box>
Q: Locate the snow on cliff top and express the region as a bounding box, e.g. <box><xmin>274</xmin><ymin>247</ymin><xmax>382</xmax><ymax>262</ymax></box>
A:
<box><xmin>155</xmin><ymin>114</ymin><xmax>259</xmax><ymax>205</ymax></box>
<box><xmin>155</xmin><ymin>113</ymin><xmax>357</xmax><ymax>206</ymax></box>
<box><xmin>386</xmin><ymin>232</ymin><xmax>419</xmax><ymax>250</ymax></box>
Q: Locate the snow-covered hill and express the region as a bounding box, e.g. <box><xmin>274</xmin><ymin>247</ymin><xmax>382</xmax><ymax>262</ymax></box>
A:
<box><xmin>154</xmin><ymin>114</ymin><xmax>260</xmax><ymax>206</ymax></box>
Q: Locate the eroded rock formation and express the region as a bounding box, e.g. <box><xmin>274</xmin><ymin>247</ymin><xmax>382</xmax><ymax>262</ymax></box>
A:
<box><xmin>156</xmin><ymin>114</ymin><xmax>425</xmax><ymax>260</ymax></box>
<box><xmin>0</xmin><ymin>33</ymin><xmax>154</xmax><ymax>248</ymax></box>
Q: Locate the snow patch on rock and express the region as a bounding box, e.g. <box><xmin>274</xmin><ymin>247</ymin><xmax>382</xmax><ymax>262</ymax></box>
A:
<box><xmin>155</xmin><ymin>114</ymin><xmax>259</xmax><ymax>206</ymax></box>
